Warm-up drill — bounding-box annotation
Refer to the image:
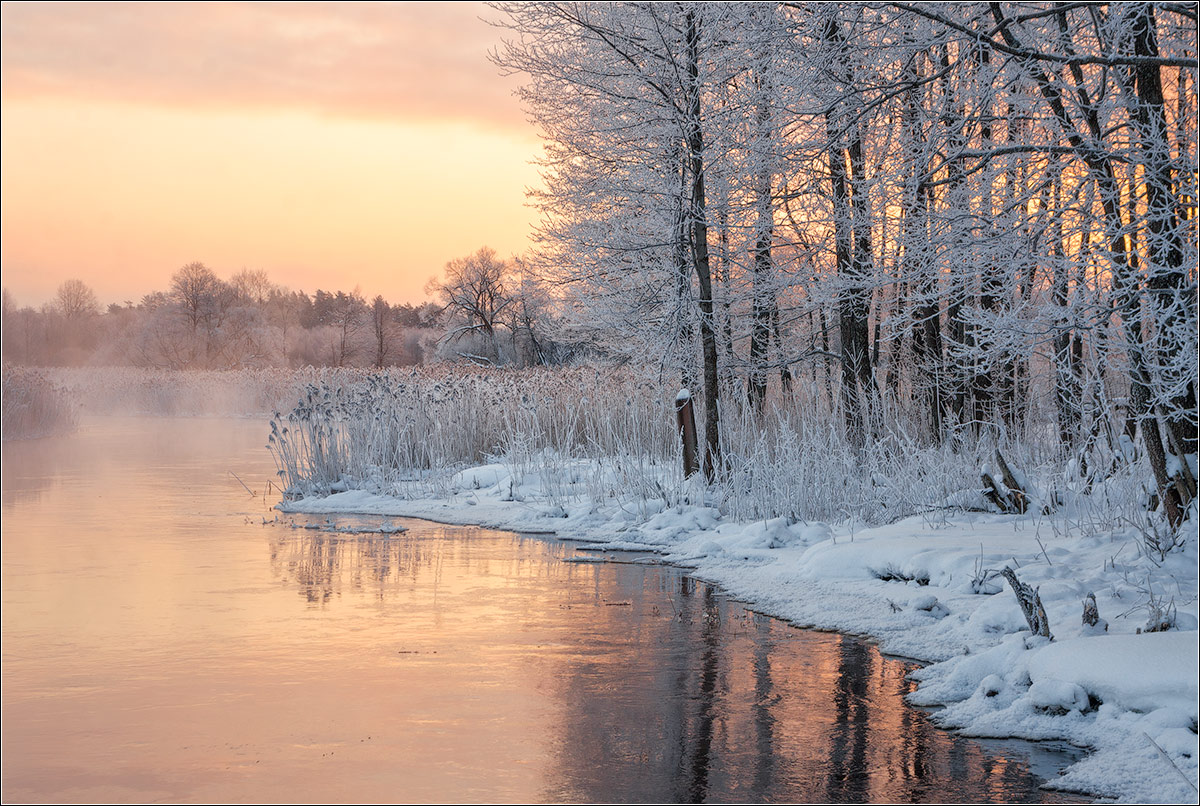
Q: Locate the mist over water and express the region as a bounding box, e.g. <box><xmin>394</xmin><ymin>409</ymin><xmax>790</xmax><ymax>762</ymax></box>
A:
<box><xmin>2</xmin><ymin>417</ymin><xmax>1082</xmax><ymax>803</ymax></box>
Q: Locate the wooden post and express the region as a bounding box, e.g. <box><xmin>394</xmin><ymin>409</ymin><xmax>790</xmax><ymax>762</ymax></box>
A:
<box><xmin>675</xmin><ymin>388</ymin><xmax>699</xmax><ymax>478</ymax></box>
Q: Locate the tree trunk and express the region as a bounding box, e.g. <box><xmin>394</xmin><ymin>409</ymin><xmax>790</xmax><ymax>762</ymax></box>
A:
<box><xmin>748</xmin><ymin>75</ymin><xmax>775</xmax><ymax>416</ymax></box>
<box><xmin>1131</xmin><ymin>6</ymin><xmax>1197</xmax><ymax>461</ymax></box>
<box><xmin>824</xmin><ymin>17</ymin><xmax>872</xmax><ymax>448</ymax></box>
<box><xmin>685</xmin><ymin>9</ymin><xmax>721</xmax><ymax>481</ymax></box>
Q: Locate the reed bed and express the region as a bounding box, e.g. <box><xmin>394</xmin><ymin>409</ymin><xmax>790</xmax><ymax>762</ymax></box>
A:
<box><xmin>264</xmin><ymin>367</ymin><xmax>990</xmax><ymax>526</ymax></box>
<box><xmin>268</xmin><ymin>366</ymin><xmax>677</xmax><ymax>495</ymax></box>
<box><xmin>2</xmin><ymin>365</ymin><xmax>78</xmax><ymax>441</ymax></box>
<box><xmin>266</xmin><ymin>364</ymin><xmax>1164</xmax><ymax>532</ymax></box>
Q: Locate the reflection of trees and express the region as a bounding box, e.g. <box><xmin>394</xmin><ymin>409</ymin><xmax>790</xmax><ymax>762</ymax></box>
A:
<box><xmin>677</xmin><ymin>584</ymin><xmax>721</xmax><ymax>803</ymax></box>
<box><xmin>751</xmin><ymin>617</ymin><xmax>776</xmax><ymax>794</ymax></box>
<box><xmin>267</xmin><ymin>530</ymin><xmax>439</xmax><ymax>605</ymax></box>
<box><xmin>261</xmin><ymin>521</ymin><xmax>1077</xmax><ymax>801</ymax></box>
<box><xmin>826</xmin><ymin>636</ymin><xmax>873</xmax><ymax>802</ymax></box>
<box><xmin>537</xmin><ymin>566</ymin><xmax>1066</xmax><ymax>803</ymax></box>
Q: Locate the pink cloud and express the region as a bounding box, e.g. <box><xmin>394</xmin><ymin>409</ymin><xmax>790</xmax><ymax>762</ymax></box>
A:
<box><xmin>1</xmin><ymin>1</ymin><xmax>528</xmax><ymax>130</ymax></box>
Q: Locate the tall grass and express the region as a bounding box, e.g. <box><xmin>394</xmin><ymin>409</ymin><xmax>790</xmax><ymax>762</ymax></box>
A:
<box><xmin>2</xmin><ymin>365</ymin><xmax>77</xmax><ymax>441</ymax></box>
<box><xmin>267</xmin><ymin>365</ymin><xmax>1171</xmax><ymax>533</ymax></box>
<box><xmin>266</xmin><ymin>367</ymin><xmax>978</xmax><ymax>525</ymax></box>
<box><xmin>268</xmin><ymin>366</ymin><xmax>676</xmax><ymax>497</ymax></box>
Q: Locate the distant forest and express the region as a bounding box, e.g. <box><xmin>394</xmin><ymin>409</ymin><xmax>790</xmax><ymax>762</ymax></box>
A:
<box><xmin>2</xmin><ymin>247</ymin><xmax>572</xmax><ymax>370</ymax></box>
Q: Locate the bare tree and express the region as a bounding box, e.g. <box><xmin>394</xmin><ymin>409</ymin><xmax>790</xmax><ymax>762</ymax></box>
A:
<box><xmin>54</xmin><ymin>279</ymin><xmax>100</xmax><ymax>320</ymax></box>
<box><xmin>322</xmin><ymin>289</ymin><xmax>366</xmax><ymax>367</ymax></box>
<box><xmin>428</xmin><ymin>246</ymin><xmax>512</xmax><ymax>363</ymax></box>
<box><xmin>369</xmin><ymin>295</ymin><xmax>399</xmax><ymax>368</ymax></box>
<box><xmin>170</xmin><ymin>262</ymin><xmax>226</xmax><ymax>333</ymax></box>
<box><xmin>230</xmin><ymin>268</ymin><xmax>274</xmax><ymax>306</ymax></box>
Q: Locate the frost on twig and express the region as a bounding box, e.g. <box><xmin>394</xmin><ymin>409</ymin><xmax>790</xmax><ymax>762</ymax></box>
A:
<box><xmin>1002</xmin><ymin>567</ymin><xmax>1052</xmax><ymax>639</ymax></box>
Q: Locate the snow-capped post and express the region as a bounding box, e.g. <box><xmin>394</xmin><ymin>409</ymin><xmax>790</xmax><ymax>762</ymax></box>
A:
<box><xmin>1001</xmin><ymin>567</ymin><xmax>1052</xmax><ymax>639</ymax></box>
<box><xmin>675</xmin><ymin>388</ymin><xmax>699</xmax><ymax>478</ymax></box>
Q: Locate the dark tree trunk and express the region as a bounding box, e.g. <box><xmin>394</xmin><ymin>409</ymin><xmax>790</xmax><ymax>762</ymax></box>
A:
<box><xmin>1132</xmin><ymin>6</ymin><xmax>1197</xmax><ymax>460</ymax></box>
<box><xmin>900</xmin><ymin>49</ymin><xmax>944</xmax><ymax>442</ymax></box>
<box><xmin>748</xmin><ymin>82</ymin><xmax>775</xmax><ymax>415</ymax></box>
<box><xmin>686</xmin><ymin>9</ymin><xmax>721</xmax><ymax>481</ymax></box>
<box><xmin>823</xmin><ymin>18</ymin><xmax>871</xmax><ymax>448</ymax></box>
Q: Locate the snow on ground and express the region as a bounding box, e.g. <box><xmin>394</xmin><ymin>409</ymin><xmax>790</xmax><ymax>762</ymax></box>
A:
<box><xmin>278</xmin><ymin>461</ymin><xmax>1199</xmax><ymax>803</ymax></box>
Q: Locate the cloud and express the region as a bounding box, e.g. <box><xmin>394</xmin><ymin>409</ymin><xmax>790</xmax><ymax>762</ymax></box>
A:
<box><xmin>1</xmin><ymin>1</ymin><xmax>529</xmax><ymax>131</ymax></box>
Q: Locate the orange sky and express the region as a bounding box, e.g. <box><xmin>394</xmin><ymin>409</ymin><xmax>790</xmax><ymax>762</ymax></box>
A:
<box><xmin>1</xmin><ymin>1</ymin><xmax>542</xmax><ymax>308</ymax></box>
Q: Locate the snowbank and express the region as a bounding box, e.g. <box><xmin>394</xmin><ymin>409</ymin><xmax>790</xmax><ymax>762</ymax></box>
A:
<box><xmin>279</xmin><ymin>464</ymin><xmax>1199</xmax><ymax>803</ymax></box>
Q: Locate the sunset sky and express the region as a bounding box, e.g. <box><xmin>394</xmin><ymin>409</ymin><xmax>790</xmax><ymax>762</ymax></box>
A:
<box><xmin>1</xmin><ymin>1</ymin><xmax>542</xmax><ymax>308</ymax></box>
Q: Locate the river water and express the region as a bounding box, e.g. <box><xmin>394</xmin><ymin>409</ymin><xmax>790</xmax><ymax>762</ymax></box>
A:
<box><xmin>2</xmin><ymin>417</ymin><xmax>1083</xmax><ymax>803</ymax></box>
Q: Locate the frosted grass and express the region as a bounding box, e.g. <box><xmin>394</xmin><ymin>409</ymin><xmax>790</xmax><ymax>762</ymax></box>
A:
<box><xmin>1</xmin><ymin>365</ymin><xmax>77</xmax><ymax>441</ymax></box>
<box><xmin>264</xmin><ymin>367</ymin><xmax>1157</xmax><ymax>530</ymax></box>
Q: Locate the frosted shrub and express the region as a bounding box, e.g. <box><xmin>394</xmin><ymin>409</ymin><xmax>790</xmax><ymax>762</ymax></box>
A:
<box><xmin>2</xmin><ymin>365</ymin><xmax>77</xmax><ymax>441</ymax></box>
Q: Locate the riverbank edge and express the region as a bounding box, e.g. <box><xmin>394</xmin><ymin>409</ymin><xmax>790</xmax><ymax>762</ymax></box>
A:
<box><xmin>277</xmin><ymin>480</ymin><xmax>1199</xmax><ymax>804</ymax></box>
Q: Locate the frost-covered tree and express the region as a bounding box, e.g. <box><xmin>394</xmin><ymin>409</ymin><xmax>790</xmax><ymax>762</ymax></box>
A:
<box><xmin>492</xmin><ymin>0</ymin><xmax>1196</xmax><ymax>526</ymax></box>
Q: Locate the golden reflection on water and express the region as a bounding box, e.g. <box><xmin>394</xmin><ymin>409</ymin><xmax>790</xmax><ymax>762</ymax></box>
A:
<box><xmin>2</xmin><ymin>418</ymin><xmax>1082</xmax><ymax>803</ymax></box>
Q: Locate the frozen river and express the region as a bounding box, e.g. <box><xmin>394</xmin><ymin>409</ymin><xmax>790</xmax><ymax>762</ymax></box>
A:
<box><xmin>2</xmin><ymin>417</ymin><xmax>1083</xmax><ymax>802</ymax></box>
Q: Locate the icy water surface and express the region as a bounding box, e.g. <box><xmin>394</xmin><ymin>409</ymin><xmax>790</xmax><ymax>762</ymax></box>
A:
<box><xmin>2</xmin><ymin>417</ymin><xmax>1084</xmax><ymax>803</ymax></box>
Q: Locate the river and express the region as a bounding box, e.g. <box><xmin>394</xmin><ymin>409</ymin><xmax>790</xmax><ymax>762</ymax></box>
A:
<box><xmin>2</xmin><ymin>417</ymin><xmax>1083</xmax><ymax>803</ymax></box>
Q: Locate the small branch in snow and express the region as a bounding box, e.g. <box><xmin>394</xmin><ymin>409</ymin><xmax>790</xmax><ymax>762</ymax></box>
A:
<box><xmin>1142</xmin><ymin>732</ymin><xmax>1198</xmax><ymax>796</ymax></box>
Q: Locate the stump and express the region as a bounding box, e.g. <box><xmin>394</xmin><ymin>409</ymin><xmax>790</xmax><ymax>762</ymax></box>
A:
<box><xmin>1082</xmin><ymin>592</ymin><xmax>1101</xmax><ymax>628</ymax></box>
<box><xmin>1002</xmin><ymin>567</ymin><xmax>1052</xmax><ymax>639</ymax></box>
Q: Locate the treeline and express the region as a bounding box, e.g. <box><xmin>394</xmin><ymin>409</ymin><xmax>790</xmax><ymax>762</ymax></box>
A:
<box><xmin>2</xmin><ymin>250</ymin><xmax>580</xmax><ymax>370</ymax></box>
<box><xmin>494</xmin><ymin>2</ymin><xmax>1198</xmax><ymax>526</ymax></box>
<box><xmin>3</xmin><ymin>267</ymin><xmax>437</xmax><ymax>369</ymax></box>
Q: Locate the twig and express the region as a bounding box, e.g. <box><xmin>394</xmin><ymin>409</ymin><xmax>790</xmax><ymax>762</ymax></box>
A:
<box><xmin>1035</xmin><ymin>535</ymin><xmax>1053</xmax><ymax>565</ymax></box>
<box><xmin>1143</xmin><ymin>732</ymin><xmax>1198</xmax><ymax>795</ymax></box>
<box><xmin>229</xmin><ymin>470</ymin><xmax>256</xmax><ymax>497</ymax></box>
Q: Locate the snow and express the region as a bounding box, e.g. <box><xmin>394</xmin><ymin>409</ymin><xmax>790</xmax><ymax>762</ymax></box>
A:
<box><xmin>279</xmin><ymin>464</ymin><xmax>1199</xmax><ymax>803</ymax></box>
<box><xmin>1028</xmin><ymin>632</ymin><xmax>1198</xmax><ymax>715</ymax></box>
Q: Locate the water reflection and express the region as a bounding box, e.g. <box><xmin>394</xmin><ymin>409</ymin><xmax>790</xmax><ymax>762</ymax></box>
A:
<box><xmin>528</xmin><ymin>560</ymin><xmax>1082</xmax><ymax>804</ymax></box>
<box><xmin>268</xmin><ymin>528</ymin><xmax>438</xmax><ymax>604</ymax></box>
<box><xmin>263</xmin><ymin>516</ymin><xmax>1083</xmax><ymax>804</ymax></box>
<box><xmin>3</xmin><ymin>418</ymin><xmax>1084</xmax><ymax>804</ymax></box>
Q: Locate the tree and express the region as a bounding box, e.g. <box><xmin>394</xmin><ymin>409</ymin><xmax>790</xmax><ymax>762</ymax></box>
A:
<box><xmin>428</xmin><ymin>246</ymin><xmax>512</xmax><ymax>363</ymax></box>
<box><xmin>54</xmin><ymin>279</ymin><xmax>100</xmax><ymax>320</ymax></box>
<box><xmin>369</xmin><ymin>295</ymin><xmax>399</xmax><ymax>368</ymax></box>
<box><xmin>170</xmin><ymin>261</ymin><xmax>225</xmax><ymax>332</ymax></box>
<box><xmin>494</xmin><ymin>2</ymin><xmax>739</xmax><ymax>477</ymax></box>
<box><xmin>323</xmin><ymin>289</ymin><xmax>366</xmax><ymax>367</ymax></box>
<box><xmin>230</xmin><ymin>268</ymin><xmax>274</xmax><ymax>306</ymax></box>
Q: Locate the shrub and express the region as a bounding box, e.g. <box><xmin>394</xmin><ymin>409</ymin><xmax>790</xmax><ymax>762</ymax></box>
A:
<box><xmin>2</xmin><ymin>365</ymin><xmax>77</xmax><ymax>440</ymax></box>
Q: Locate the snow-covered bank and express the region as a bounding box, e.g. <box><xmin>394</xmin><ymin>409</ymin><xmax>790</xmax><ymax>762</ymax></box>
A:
<box><xmin>279</xmin><ymin>463</ymin><xmax>1199</xmax><ymax>803</ymax></box>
